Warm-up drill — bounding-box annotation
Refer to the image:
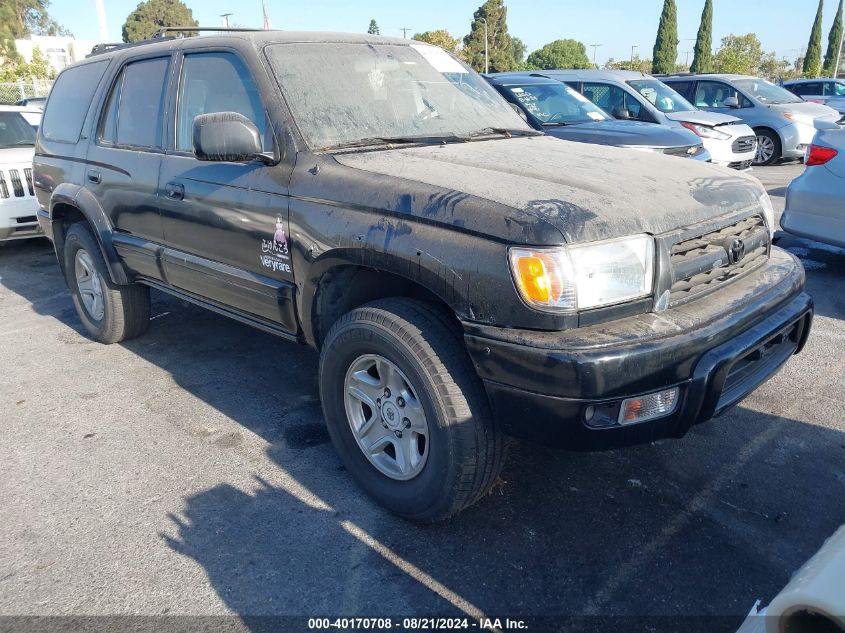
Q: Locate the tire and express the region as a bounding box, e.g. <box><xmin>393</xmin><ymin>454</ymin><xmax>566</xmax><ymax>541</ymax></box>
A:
<box><xmin>319</xmin><ymin>298</ymin><xmax>505</xmax><ymax>522</ymax></box>
<box><xmin>64</xmin><ymin>222</ymin><xmax>150</xmax><ymax>344</ymax></box>
<box><xmin>753</xmin><ymin>129</ymin><xmax>781</xmax><ymax>166</ymax></box>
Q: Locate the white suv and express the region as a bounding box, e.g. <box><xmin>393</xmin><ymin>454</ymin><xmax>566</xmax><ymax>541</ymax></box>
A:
<box><xmin>0</xmin><ymin>106</ymin><xmax>42</xmax><ymax>242</ymax></box>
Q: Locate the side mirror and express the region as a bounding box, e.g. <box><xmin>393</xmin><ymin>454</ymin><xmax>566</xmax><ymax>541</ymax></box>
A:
<box><xmin>723</xmin><ymin>96</ymin><xmax>740</xmax><ymax>109</ymax></box>
<box><xmin>612</xmin><ymin>107</ymin><xmax>631</xmax><ymax>119</ymax></box>
<box><xmin>193</xmin><ymin>112</ymin><xmax>272</xmax><ymax>164</ymax></box>
<box><xmin>509</xmin><ymin>102</ymin><xmax>529</xmax><ymax>123</ymax></box>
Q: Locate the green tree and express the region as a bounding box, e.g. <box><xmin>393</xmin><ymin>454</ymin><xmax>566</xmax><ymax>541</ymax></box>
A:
<box><xmin>463</xmin><ymin>0</ymin><xmax>516</xmax><ymax>73</ymax></box>
<box><xmin>823</xmin><ymin>0</ymin><xmax>843</xmax><ymax>75</ymax></box>
<box><xmin>525</xmin><ymin>39</ymin><xmax>591</xmax><ymax>70</ymax></box>
<box><xmin>690</xmin><ymin>0</ymin><xmax>714</xmax><ymax>73</ymax></box>
<box><xmin>0</xmin><ymin>46</ymin><xmax>55</xmax><ymax>81</ymax></box>
<box><xmin>367</xmin><ymin>19</ymin><xmax>379</xmax><ymax>35</ymax></box>
<box><xmin>121</xmin><ymin>0</ymin><xmax>198</xmax><ymax>43</ymax></box>
<box><xmin>0</xmin><ymin>0</ymin><xmax>70</xmax><ymax>61</ymax></box>
<box><xmin>652</xmin><ymin>0</ymin><xmax>679</xmax><ymax>74</ymax></box>
<box><xmin>511</xmin><ymin>36</ymin><xmax>527</xmax><ymax>64</ymax></box>
<box><xmin>714</xmin><ymin>33</ymin><xmax>763</xmax><ymax>75</ymax></box>
<box><xmin>803</xmin><ymin>0</ymin><xmax>825</xmax><ymax>76</ymax></box>
<box><xmin>606</xmin><ymin>56</ymin><xmax>653</xmax><ymax>73</ymax></box>
<box><xmin>412</xmin><ymin>30</ymin><xmax>463</xmax><ymax>58</ymax></box>
<box><xmin>759</xmin><ymin>52</ymin><xmax>792</xmax><ymax>81</ymax></box>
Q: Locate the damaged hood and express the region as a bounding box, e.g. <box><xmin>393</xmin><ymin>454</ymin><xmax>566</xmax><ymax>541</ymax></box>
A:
<box><xmin>334</xmin><ymin>135</ymin><xmax>765</xmax><ymax>244</ymax></box>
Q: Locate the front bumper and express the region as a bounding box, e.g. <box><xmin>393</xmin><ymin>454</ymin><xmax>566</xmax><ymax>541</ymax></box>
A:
<box><xmin>464</xmin><ymin>249</ymin><xmax>812</xmax><ymax>450</ymax></box>
<box><xmin>0</xmin><ymin>197</ymin><xmax>42</xmax><ymax>241</ymax></box>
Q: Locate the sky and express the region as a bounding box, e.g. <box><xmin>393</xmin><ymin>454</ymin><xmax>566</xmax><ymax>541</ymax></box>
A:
<box><xmin>48</xmin><ymin>0</ymin><xmax>839</xmax><ymax>66</ymax></box>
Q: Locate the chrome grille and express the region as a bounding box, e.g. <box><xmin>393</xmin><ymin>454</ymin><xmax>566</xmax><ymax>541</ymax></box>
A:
<box><xmin>732</xmin><ymin>136</ymin><xmax>756</xmax><ymax>153</ymax></box>
<box><xmin>9</xmin><ymin>169</ymin><xmax>24</xmax><ymax>197</ymax></box>
<box><xmin>668</xmin><ymin>215</ymin><xmax>770</xmax><ymax>306</ymax></box>
<box><xmin>664</xmin><ymin>145</ymin><xmax>700</xmax><ymax>158</ymax></box>
<box><xmin>23</xmin><ymin>168</ymin><xmax>34</xmax><ymax>196</ymax></box>
<box><xmin>0</xmin><ymin>171</ymin><xmax>8</xmax><ymax>198</ymax></box>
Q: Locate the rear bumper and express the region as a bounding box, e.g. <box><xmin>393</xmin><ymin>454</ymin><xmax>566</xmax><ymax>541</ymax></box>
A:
<box><xmin>782</xmin><ymin>168</ymin><xmax>845</xmax><ymax>248</ymax></box>
<box><xmin>464</xmin><ymin>249</ymin><xmax>812</xmax><ymax>450</ymax></box>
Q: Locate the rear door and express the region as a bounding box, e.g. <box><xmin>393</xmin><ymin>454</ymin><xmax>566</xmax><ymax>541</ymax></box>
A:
<box><xmin>156</xmin><ymin>50</ymin><xmax>297</xmax><ymax>332</ymax></box>
<box><xmin>85</xmin><ymin>55</ymin><xmax>171</xmax><ymax>279</ymax></box>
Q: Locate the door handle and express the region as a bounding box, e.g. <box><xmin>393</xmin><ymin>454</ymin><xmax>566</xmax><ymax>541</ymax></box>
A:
<box><xmin>87</xmin><ymin>169</ymin><xmax>101</xmax><ymax>184</ymax></box>
<box><xmin>164</xmin><ymin>182</ymin><xmax>184</xmax><ymax>201</ymax></box>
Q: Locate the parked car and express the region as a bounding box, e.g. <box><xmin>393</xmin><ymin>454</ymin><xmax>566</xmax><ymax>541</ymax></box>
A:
<box><xmin>485</xmin><ymin>74</ymin><xmax>710</xmax><ymax>160</ymax></box>
<box><xmin>513</xmin><ymin>69</ymin><xmax>757</xmax><ymax>170</ymax></box>
<box><xmin>15</xmin><ymin>96</ymin><xmax>47</xmax><ymax>110</ymax></box>
<box><xmin>781</xmin><ymin>121</ymin><xmax>845</xmax><ymax>248</ymax></box>
<box><xmin>662</xmin><ymin>74</ymin><xmax>842</xmax><ymax>166</ymax></box>
<box><xmin>0</xmin><ymin>105</ymin><xmax>42</xmax><ymax>242</ymax></box>
<box><xmin>35</xmin><ymin>31</ymin><xmax>812</xmax><ymax>521</ymax></box>
<box><xmin>783</xmin><ymin>78</ymin><xmax>845</xmax><ymax>114</ymax></box>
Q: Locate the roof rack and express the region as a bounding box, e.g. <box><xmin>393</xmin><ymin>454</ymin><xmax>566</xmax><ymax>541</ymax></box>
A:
<box><xmin>87</xmin><ymin>26</ymin><xmax>266</xmax><ymax>58</ymax></box>
<box><xmin>153</xmin><ymin>26</ymin><xmax>266</xmax><ymax>38</ymax></box>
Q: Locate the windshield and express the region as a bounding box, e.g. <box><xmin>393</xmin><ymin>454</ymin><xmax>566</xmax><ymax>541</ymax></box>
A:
<box><xmin>266</xmin><ymin>42</ymin><xmax>532</xmax><ymax>149</ymax></box>
<box><xmin>0</xmin><ymin>111</ymin><xmax>37</xmax><ymax>147</ymax></box>
<box><xmin>734</xmin><ymin>79</ymin><xmax>803</xmax><ymax>105</ymax></box>
<box><xmin>627</xmin><ymin>79</ymin><xmax>696</xmax><ymax>113</ymax></box>
<box><xmin>504</xmin><ymin>82</ymin><xmax>610</xmax><ymax>125</ymax></box>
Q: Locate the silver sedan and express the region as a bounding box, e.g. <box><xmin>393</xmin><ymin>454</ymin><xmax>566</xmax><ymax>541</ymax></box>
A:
<box><xmin>781</xmin><ymin>122</ymin><xmax>845</xmax><ymax>247</ymax></box>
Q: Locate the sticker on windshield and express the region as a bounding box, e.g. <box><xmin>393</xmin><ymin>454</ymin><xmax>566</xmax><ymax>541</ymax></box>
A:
<box><xmin>410</xmin><ymin>44</ymin><xmax>467</xmax><ymax>74</ymax></box>
<box><xmin>260</xmin><ymin>216</ymin><xmax>292</xmax><ymax>274</ymax></box>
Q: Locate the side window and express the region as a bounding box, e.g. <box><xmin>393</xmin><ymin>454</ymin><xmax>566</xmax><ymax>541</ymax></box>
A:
<box><xmin>825</xmin><ymin>82</ymin><xmax>845</xmax><ymax>96</ymax></box>
<box><xmin>176</xmin><ymin>52</ymin><xmax>271</xmax><ymax>152</ymax></box>
<box><xmin>41</xmin><ymin>60</ymin><xmax>109</xmax><ymax>143</ymax></box>
<box><xmin>99</xmin><ymin>57</ymin><xmax>170</xmax><ymax>148</ymax></box>
<box><xmin>794</xmin><ymin>82</ymin><xmax>822</xmax><ymax>97</ymax></box>
<box><xmin>582</xmin><ymin>83</ymin><xmax>643</xmax><ymax>120</ymax></box>
<box><xmin>693</xmin><ymin>81</ymin><xmax>748</xmax><ymax>108</ymax></box>
<box><xmin>668</xmin><ymin>81</ymin><xmax>693</xmax><ymax>100</ymax></box>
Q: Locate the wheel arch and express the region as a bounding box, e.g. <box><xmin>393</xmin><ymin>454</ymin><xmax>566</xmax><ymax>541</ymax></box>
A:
<box><xmin>49</xmin><ymin>184</ymin><xmax>130</xmax><ymax>285</ymax></box>
<box><xmin>304</xmin><ymin>254</ymin><xmax>461</xmax><ymax>349</ymax></box>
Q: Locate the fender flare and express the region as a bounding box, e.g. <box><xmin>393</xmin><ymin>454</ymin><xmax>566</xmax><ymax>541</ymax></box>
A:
<box><xmin>50</xmin><ymin>183</ymin><xmax>130</xmax><ymax>285</ymax></box>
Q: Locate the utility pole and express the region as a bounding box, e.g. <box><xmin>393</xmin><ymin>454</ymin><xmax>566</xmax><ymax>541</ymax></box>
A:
<box><xmin>220</xmin><ymin>13</ymin><xmax>233</xmax><ymax>28</ymax></box>
<box><xmin>684</xmin><ymin>50</ymin><xmax>692</xmax><ymax>66</ymax></box>
<box><xmin>835</xmin><ymin>26</ymin><xmax>845</xmax><ymax>78</ymax></box>
<box><xmin>94</xmin><ymin>0</ymin><xmax>108</xmax><ymax>42</ymax></box>
<box><xmin>474</xmin><ymin>18</ymin><xmax>489</xmax><ymax>74</ymax></box>
<box><xmin>630</xmin><ymin>45</ymin><xmax>638</xmax><ymax>66</ymax></box>
<box><xmin>590</xmin><ymin>43</ymin><xmax>602</xmax><ymax>67</ymax></box>
<box><xmin>399</xmin><ymin>27</ymin><xmax>412</xmax><ymax>39</ymax></box>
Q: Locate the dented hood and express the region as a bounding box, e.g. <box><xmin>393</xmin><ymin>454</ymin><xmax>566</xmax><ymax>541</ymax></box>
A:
<box><xmin>335</xmin><ymin>135</ymin><xmax>765</xmax><ymax>244</ymax></box>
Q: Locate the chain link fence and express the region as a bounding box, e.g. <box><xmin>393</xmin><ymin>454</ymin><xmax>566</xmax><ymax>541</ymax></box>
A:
<box><xmin>0</xmin><ymin>79</ymin><xmax>54</xmax><ymax>104</ymax></box>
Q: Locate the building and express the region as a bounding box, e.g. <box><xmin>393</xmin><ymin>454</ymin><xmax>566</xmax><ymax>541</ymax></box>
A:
<box><xmin>14</xmin><ymin>36</ymin><xmax>99</xmax><ymax>74</ymax></box>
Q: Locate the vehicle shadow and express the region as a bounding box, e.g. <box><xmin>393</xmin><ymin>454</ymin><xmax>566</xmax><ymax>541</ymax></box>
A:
<box><xmin>2</xmin><ymin>238</ymin><xmax>844</xmax><ymax>629</ymax></box>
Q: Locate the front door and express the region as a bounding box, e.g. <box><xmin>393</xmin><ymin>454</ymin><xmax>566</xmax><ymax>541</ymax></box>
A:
<box><xmin>157</xmin><ymin>51</ymin><xmax>297</xmax><ymax>333</ymax></box>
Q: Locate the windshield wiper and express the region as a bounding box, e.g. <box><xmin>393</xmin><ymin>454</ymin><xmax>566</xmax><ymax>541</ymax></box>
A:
<box><xmin>465</xmin><ymin>127</ymin><xmax>542</xmax><ymax>138</ymax></box>
<box><xmin>321</xmin><ymin>135</ymin><xmax>467</xmax><ymax>151</ymax></box>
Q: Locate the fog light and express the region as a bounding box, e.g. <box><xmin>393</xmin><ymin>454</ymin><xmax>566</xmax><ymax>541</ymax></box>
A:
<box><xmin>619</xmin><ymin>388</ymin><xmax>679</xmax><ymax>425</ymax></box>
<box><xmin>584</xmin><ymin>405</ymin><xmax>596</xmax><ymax>422</ymax></box>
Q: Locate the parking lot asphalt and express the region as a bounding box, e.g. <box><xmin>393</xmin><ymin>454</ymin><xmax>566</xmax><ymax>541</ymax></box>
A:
<box><xmin>1</xmin><ymin>161</ymin><xmax>844</xmax><ymax>630</ymax></box>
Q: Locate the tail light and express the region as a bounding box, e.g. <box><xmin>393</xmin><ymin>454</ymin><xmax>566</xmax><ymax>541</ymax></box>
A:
<box><xmin>805</xmin><ymin>144</ymin><xmax>838</xmax><ymax>166</ymax></box>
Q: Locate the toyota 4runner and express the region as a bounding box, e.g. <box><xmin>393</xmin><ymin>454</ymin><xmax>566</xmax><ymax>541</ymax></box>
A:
<box><xmin>34</xmin><ymin>31</ymin><xmax>813</xmax><ymax>522</ymax></box>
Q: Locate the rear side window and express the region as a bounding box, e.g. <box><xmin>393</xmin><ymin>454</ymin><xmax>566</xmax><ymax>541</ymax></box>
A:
<box><xmin>582</xmin><ymin>82</ymin><xmax>644</xmax><ymax>120</ymax></box>
<box><xmin>791</xmin><ymin>82</ymin><xmax>822</xmax><ymax>97</ymax></box>
<box><xmin>41</xmin><ymin>60</ymin><xmax>108</xmax><ymax>143</ymax></box>
<box><xmin>100</xmin><ymin>57</ymin><xmax>170</xmax><ymax>148</ymax></box>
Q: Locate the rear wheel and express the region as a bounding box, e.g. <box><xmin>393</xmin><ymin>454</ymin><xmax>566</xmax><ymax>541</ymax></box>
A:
<box><xmin>319</xmin><ymin>298</ymin><xmax>505</xmax><ymax>522</ymax></box>
<box><xmin>753</xmin><ymin>129</ymin><xmax>781</xmax><ymax>166</ymax></box>
<box><xmin>64</xmin><ymin>223</ymin><xmax>150</xmax><ymax>344</ymax></box>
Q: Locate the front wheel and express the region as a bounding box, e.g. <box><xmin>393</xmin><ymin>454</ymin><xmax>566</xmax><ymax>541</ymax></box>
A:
<box><xmin>753</xmin><ymin>129</ymin><xmax>781</xmax><ymax>166</ymax></box>
<box><xmin>319</xmin><ymin>298</ymin><xmax>505</xmax><ymax>522</ymax></box>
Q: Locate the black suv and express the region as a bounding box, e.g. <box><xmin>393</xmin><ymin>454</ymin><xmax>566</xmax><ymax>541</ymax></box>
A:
<box><xmin>35</xmin><ymin>31</ymin><xmax>812</xmax><ymax>521</ymax></box>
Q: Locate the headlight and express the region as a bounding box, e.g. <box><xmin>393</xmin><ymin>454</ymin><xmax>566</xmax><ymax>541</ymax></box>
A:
<box><xmin>759</xmin><ymin>193</ymin><xmax>775</xmax><ymax>238</ymax></box>
<box><xmin>510</xmin><ymin>235</ymin><xmax>655</xmax><ymax>312</ymax></box>
<box><xmin>782</xmin><ymin>111</ymin><xmax>814</xmax><ymax>126</ymax></box>
<box><xmin>680</xmin><ymin>121</ymin><xmax>731</xmax><ymax>140</ymax></box>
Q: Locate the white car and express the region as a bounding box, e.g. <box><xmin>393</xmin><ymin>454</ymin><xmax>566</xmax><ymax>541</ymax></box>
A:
<box><xmin>0</xmin><ymin>105</ymin><xmax>42</xmax><ymax>242</ymax></box>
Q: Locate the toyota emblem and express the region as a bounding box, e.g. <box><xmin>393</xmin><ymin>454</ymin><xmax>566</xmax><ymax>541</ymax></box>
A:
<box><xmin>727</xmin><ymin>238</ymin><xmax>746</xmax><ymax>264</ymax></box>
